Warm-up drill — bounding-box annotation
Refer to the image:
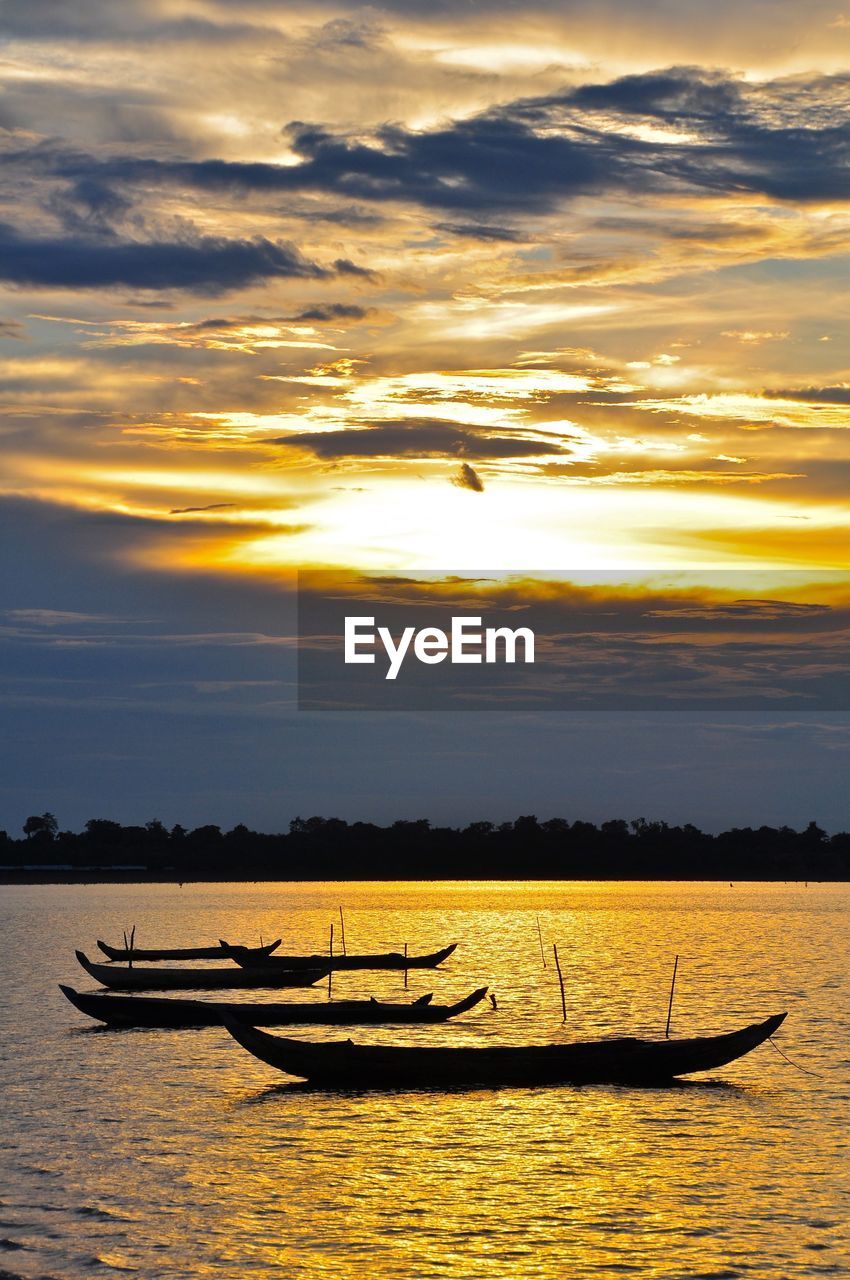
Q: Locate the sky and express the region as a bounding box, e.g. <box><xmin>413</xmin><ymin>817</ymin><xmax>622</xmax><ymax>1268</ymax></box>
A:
<box><xmin>2</xmin><ymin>0</ymin><xmax>850</xmax><ymax>835</ymax></box>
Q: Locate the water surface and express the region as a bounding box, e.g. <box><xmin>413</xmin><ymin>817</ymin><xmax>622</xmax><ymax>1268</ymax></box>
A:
<box><xmin>0</xmin><ymin>881</ymin><xmax>847</xmax><ymax>1278</ymax></box>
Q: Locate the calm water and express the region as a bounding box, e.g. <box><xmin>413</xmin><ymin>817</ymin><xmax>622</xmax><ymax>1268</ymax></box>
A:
<box><xmin>0</xmin><ymin>881</ymin><xmax>847</xmax><ymax>1280</ymax></box>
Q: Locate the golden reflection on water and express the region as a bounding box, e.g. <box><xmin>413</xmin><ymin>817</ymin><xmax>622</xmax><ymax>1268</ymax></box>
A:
<box><xmin>0</xmin><ymin>881</ymin><xmax>847</xmax><ymax>1279</ymax></box>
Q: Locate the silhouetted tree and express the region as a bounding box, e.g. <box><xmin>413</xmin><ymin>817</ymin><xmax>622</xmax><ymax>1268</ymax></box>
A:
<box><xmin>1</xmin><ymin>812</ymin><xmax>847</xmax><ymax>880</ymax></box>
<box><xmin>23</xmin><ymin>812</ymin><xmax>58</xmax><ymax>840</ymax></box>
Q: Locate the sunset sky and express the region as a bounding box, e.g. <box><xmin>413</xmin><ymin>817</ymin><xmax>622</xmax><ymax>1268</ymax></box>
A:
<box><xmin>2</xmin><ymin>0</ymin><xmax>849</xmax><ymax>832</ymax></box>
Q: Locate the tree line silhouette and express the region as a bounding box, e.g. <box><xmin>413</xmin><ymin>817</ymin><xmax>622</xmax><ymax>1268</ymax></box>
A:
<box><xmin>2</xmin><ymin>812</ymin><xmax>848</xmax><ymax>879</ymax></box>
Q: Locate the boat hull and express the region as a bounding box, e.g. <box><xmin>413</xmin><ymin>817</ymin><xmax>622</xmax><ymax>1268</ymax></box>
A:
<box><xmin>224</xmin><ymin>942</ymin><xmax>458</xmax><ymax>971</ymax></box>
<box><xmin>60</xmin><ymin>985</ymin><xmax>488</xmax><ymax>1028</ymax></box>
<box><xmin>75</xmin><ymin>951</ymin><xmax>327</xmax><ymax>990</ymax></box>
<box><xmin>224</xmin><ymin>1014</ymin><xmax>787</xmax><ymax>1089</ymax></box>
<box><xmin>97</xmin><ymin>939</ymin><xmax>281</xmax><ymax>962</ymax></box>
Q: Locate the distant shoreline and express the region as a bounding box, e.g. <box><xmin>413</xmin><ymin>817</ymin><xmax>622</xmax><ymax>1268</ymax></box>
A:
<box><xmin>6</xmin><ymin>816</ymin><xmax>847</xmax><ymax>883</ymax></box>
<box><xmin>0</xmin><ymin>872</ymin><xmax>841</xmax><ymax>886</ymax></box>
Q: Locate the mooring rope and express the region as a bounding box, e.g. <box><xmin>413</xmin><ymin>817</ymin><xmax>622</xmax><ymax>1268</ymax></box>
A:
<box><xmin>767</xmin><ymin>1035</ymin><xmax>826</xmax><ymax>1078</ymax></box>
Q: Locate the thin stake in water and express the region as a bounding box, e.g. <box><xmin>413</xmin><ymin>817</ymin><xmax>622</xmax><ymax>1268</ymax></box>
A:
<box><xmin>328</xmin><ymin>922</ymin><xmax>334</xmax><ymax>1000</ymax></box>
<box><xmin>553</xmin><ymin>943</ymin><xmax>566</xmax><ymax>1022</ymax></box>
<box><xmin>536</xmin><ymin>915</ymin><xmax>547</xmax><ymax>968</ymax></box>
<box><xmin>339</xmin><ymin>906</ymin><xmax>346</xmax><ymax>955</ymax></box>
<box><xmin>404</xmin><ymin>941</ymin><xmax>408</xmax><ymax>990</ymax></box>
<box><xmin>665</xmin><ymin>954</ymin><xmax>679</xmax><ymax>1039</ymax></box>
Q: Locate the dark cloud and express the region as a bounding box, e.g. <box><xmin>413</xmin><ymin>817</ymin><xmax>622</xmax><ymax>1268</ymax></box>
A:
<box><xmin>570</xmin><ymin>68</ymin><xmax>742</xmax><ymax>116</ymax></box>
<box><xmin>121</xmin><ymin>297</ymin><xmax>176</xmax><ymax>309</ymax></box>
<box><xmin>644</xmin><ymin>599</ymin><xmax>832</xmax><ymax>621</ymax></box>
<box><xmin>297</xmin><ymin>206</ymin><xmax>386</xmax><ymax>227</ymax></box>
<box><xmin>452</xmin><ymin>462</ymin><xmax>485</xmax><ymax>492</ymax></box>
<box><xmin>563</xmin><ymin>68</ymin><xmax>850</xmax><ymax>202</ymax></box>
<box><xmin>46</xmin><ymin>177</ymin><xmax>132</xmax><ymax>237</ymax></box>
<box><xmin>434</xmin><ymin>222</ymin><xmax>525</xmax><ymax>242</ymax></box>
<box><xmin>4</xmin><ymin>121</ymin><xmax>606</xmax><ymax>214</ymax></box>
<box><xmin>293</xmin><ymin>303</ymin><xmax>372</xmax><ymax>322</ymax></box>
<box><xmin>169</xmin><ymin>503</ymin><xmax>237</xmax><ymax>515</ymax></box>
<box><xmin>11</xmin><ymin>67</ymin><xmax>849</xmax><ymax>219</ymax></box>
<box><xmin>332</xmin><ymin>256</ymin><xmax>377</xmax><ymax>278</ymax></box>
<box><xmin>0</xmin><ymin>224</ymin><xmax>328</xmax><ymax>294</ymax></box>
<box><xmin>765</xmin><ymin>386</ymin><xmax>850</xmax><ymax>404</ymax></box>
<box><xmin>274</xmin><ymin>419</ymin><xmax>568</xmax><ymax>459</ymax></box>
<box><xmin>188</xmin><ymin>316</ymin><xmax>252</xmax><ymax>332</ymax></box>
<box><xmin>281</xmin><ymin>116</ymin><xmax>607</xmax><ymax>211</ymax></box>
<box><xmin>183</xmin><ymin>304</ymin><xmax>371</xmax><ymax>333</ymax></box>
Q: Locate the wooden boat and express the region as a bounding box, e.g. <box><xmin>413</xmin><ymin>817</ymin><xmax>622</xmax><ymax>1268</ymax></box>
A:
<box><xmin>97</xmin><ymin>938</ymin><xmax>282</xmax><ymax>962</ymax></box>
<box><xmin>223</xmin><ymin>1013</ymin><xmax>788</xmax><ymax>1089</ymax></box>
<box><xmin>75</xmin><ymin>950</ymin><xmax>328</xmax><ymax>991</ymax></box>
<box><xmin>223</xmin><ymin>941</ymin><xmax>458</xmax><ymax>972</ymax></box>
<box><xmin>59</xmin><ymin>984</ymin><xmax>488</xmax><ymax>1029</ymax></box>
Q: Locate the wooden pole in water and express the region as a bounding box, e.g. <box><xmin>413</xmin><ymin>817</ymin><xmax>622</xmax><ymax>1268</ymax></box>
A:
<box><xmin>328</xmin><ymin>922</ymin><xmax>334</xmax><ymax>1000</ymax></box>
<box><xmin>404</xmin><ymin>941</ymin><xmax>408</xmax><ymax>989</ymax></box>
<box><xmin>536</xmin><ymin>915</ymin><xmax>547</xmax><ymax>968</ymax></box>
<box><xmin>339</xmin><ymin>905</ymin><xmax>346</xmax><ymax>955</ymax></box>
<box><xmin>553</xmin><ymin>943</ymin><xmax>566</xmax><ymax>1022</ymax></box>
<box><xmin>665</xmin><ymin>954</ymin><xmax>679</xmax><ymax>1039</ymax></box>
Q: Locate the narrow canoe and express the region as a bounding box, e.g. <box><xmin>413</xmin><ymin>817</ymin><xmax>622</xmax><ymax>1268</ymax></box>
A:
<box><xmin>223</xmin><ymin>941</ymin><xmax>458</xmax><ymax>971</ymax></box>
<box><xmin>59</xmin><ymin>984</ymin><xmax>488</xmax><ymax>1028</ymax></box>
<box><xmin>75</xmin><ymin>951</ymin><xmax>328</xmax><ymax>991</ymax></box>
<box><xmin>223</xmin><ymin>1013</ymin><xmax>788</xmax><ymax>1089</ymax></box>
<box><xmin>97</xmin><ymin>938</ymin><xmax>282</xmax><ymax>962</ymax></box>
